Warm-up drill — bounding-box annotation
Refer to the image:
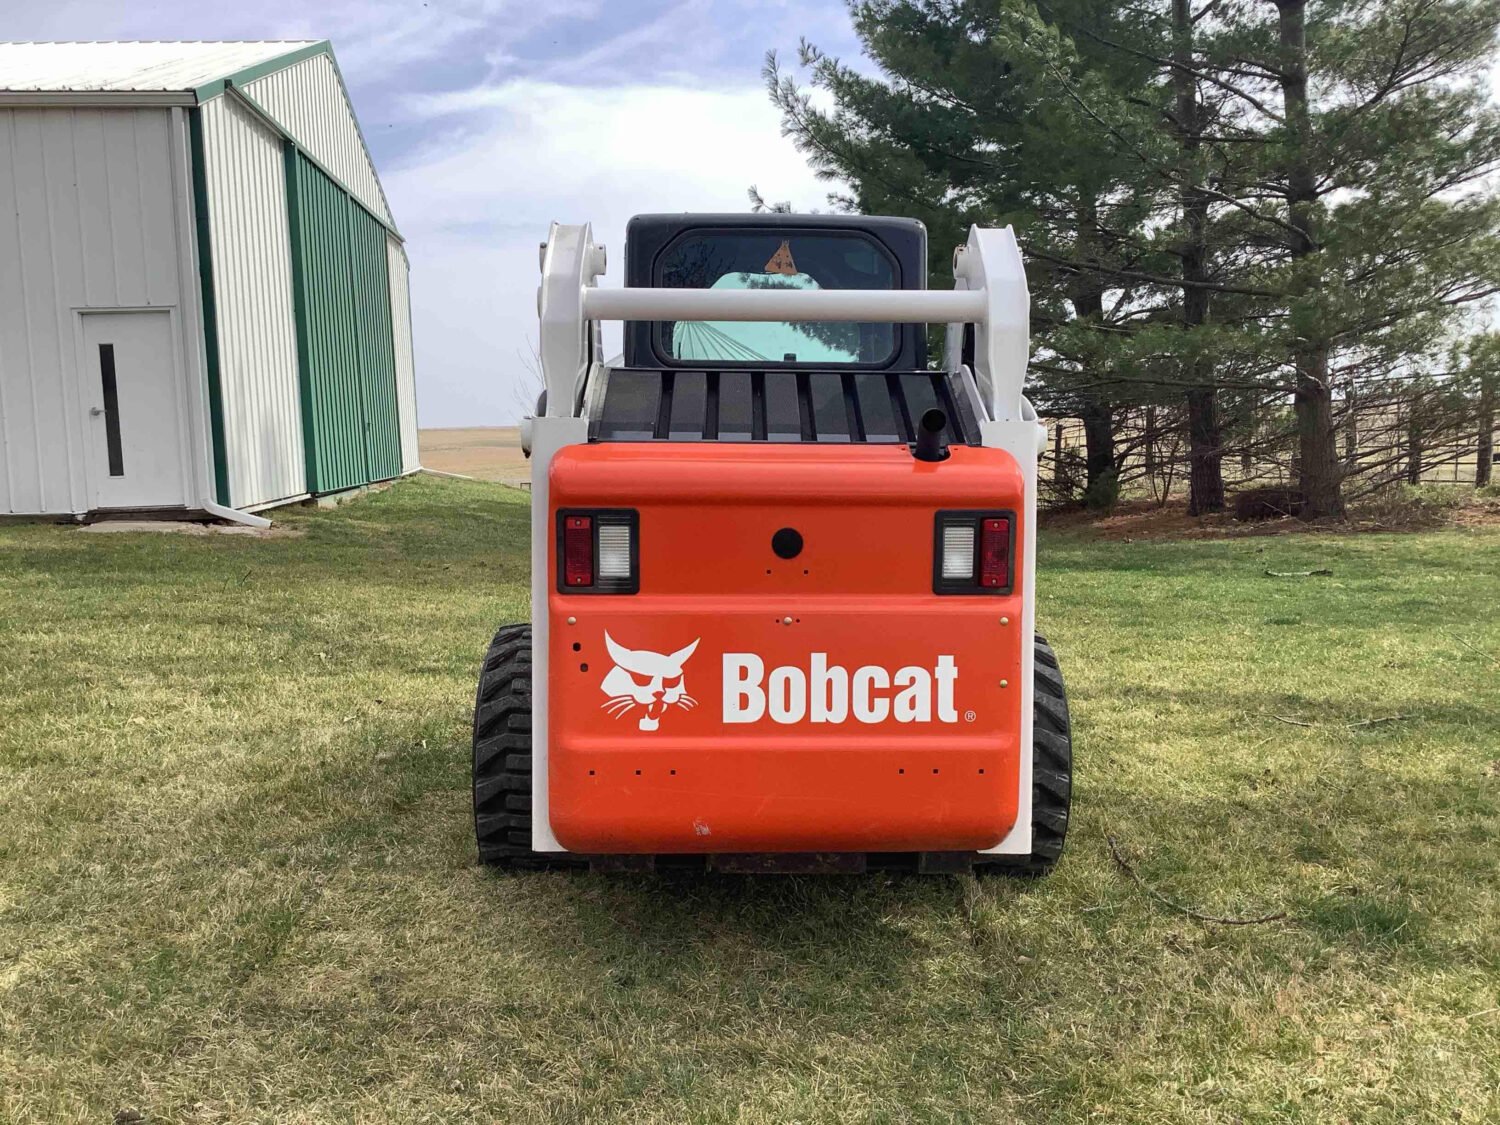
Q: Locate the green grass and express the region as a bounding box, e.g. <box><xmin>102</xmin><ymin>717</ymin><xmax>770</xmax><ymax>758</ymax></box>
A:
<box><xmin>1</xmin><ymin>475</ymin><xmax>1497</xmax><ymax>1124</ymax></box>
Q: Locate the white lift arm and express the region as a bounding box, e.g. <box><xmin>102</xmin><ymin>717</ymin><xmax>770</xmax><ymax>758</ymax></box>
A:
<box><xmin>535</xmin><ymin>221</ymin><xmax>1031</xmax><ymax>423</ymax></box>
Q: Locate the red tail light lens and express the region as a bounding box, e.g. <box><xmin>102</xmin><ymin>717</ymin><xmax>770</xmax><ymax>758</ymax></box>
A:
<box><xmin>980</xmin><ymin>517</ymin><xmax>1011</xmax><ymax>588</ymax></box>
<box><xmin>563</xmin><ymin>515</ymin><xmax>593</xmax><ymax>587</ymax></box>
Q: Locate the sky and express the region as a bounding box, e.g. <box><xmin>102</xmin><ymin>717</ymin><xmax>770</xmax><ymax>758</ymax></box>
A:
<box><xmin>6</xmin><ymin>0</ymin><xmax>864</xmax><ymax>426</ymax></box>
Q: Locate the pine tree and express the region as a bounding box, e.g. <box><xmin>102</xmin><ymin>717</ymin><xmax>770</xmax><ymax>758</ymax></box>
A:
<box><xmin>770</xmin><ymin>0</ymin><xmax>1500</xmax><ymax>519</ymax></box>
<box><xmin>767</xmin><ymin>0</ymin><xmax>1171</xmax><ymax>506</ymax></box>
<box><xmin>1173</xmin><ymin>0</ymin><xmax>1229</xmax><ymax>514</ymax></box>
<box><xmin>1200</xmin><ymin>0</ymin><xmax>1500</xmax><ymax>515</ymax></box>
<box><xmin>1041</xmin><ymin>0</ymin><xmax>1260</xmax><ymax>514</ymax></box>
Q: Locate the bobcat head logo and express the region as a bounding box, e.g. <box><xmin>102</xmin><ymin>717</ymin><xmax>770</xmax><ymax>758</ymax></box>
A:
<box><xmin>600</xmin><ymin>633</ymin><xmax>700</xmax><ymax>732</ymax></box>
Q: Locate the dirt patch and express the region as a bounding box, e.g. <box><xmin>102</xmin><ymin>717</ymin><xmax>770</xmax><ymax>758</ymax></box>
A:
<box><xmin>1451</xmin><ymin>504</ymin><xmax>1500</xmax><ymax>530</ymax></box>
<box><xmin>1042</xmin><ymin>493</ymin><xmax>1500</xmax><ymax>541</ymax></box>
<box><xmin>419</xmin><ymin>427</ymin><xmax>528</xmax><ymax>484</ymax></box>
<box><xmin>80</xmin><ymin>521</ymin><xmax>304</xmax><ymax>538</ymax></box>
<box><xmin>1041</xmin><ymin>500</ymin><xmax>1296</xmax><ymax>541</ymax></box>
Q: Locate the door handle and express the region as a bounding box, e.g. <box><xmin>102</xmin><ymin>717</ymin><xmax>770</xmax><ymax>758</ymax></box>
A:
<box><xmin>89</xmin><ymin>406</ymin><xmax>105</xmax><ymax>417</ymax></box>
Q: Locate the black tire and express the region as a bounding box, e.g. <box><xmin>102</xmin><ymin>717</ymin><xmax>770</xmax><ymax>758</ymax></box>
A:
<box><xmin>472</xmin><ymin>624</ymin><xmax>578</xmax><ymax>868</ymax></box>
<box><xmin>977</xmin><ymin>633</ymin><xmax>1073</xmax><ymax>877</ymax></box>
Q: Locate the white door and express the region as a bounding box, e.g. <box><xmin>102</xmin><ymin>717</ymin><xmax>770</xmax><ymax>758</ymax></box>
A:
<box><xmin>81</xmin><ymin>311</ymin><xmax>188</xmax><ymax>510</ymax></box>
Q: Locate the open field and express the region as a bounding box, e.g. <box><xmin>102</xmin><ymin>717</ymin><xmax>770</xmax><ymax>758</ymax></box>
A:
<box><xmin>2</xmin><ymin>476</ymin><xmax>1499</xmax><ymax>1123</ymax></box>
<box><xmin>419</xmin><ymin>427</ymin><xmax>528</xmax><ymax>484</ymax></box>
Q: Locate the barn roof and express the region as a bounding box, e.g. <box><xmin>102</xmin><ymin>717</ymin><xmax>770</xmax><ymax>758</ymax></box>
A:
<box><xmin>0</xmin><ymin>41</ymin><xmax>328</xmax><ymax>105</ymax></box>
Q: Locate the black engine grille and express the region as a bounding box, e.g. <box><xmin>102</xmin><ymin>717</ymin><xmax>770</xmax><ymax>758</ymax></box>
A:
<box><xmin>586</xmin><ymin>367</ymin><xmax>983</xmax><ymax>446</ymax></box>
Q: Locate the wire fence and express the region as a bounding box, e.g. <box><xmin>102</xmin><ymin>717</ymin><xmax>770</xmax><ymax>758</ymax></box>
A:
<box><xmin>1039</xmin><ymin>383</ymin><xmax>1497</xmax><ymax>508</ymax></box>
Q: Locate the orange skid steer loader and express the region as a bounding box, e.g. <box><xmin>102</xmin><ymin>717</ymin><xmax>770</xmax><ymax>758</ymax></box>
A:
<box><xmin>473</xmin><ymin>214</ymin><xmax>1072</xmax><ymax>875</ymax></box>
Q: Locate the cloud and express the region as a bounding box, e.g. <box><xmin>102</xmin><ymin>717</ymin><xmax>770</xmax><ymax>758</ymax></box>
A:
<box><xmin>310</xmin><ymin>0</ymin><xmax>604</xmax><ymax>76</ymax></box>
<box><xmin>383</xmin><ymin>78</ymin><xmax>836</xmax><ymax>426</ymax></box>
<box><xmin>527</xmin><ymin>0</ymin><xmax>718</xmax><ymax>83</ymax></box>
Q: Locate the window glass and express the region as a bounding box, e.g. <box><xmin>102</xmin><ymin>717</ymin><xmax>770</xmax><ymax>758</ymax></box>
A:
<box><xmin>656</xmin><ymin>231</ymin><xmax>897</xmax><ymax>366</ymax></box>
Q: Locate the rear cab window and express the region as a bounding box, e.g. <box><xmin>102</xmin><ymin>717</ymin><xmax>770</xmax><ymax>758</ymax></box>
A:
<box><xmin>653</xmin><ymin>230</ymin><xmax>899</xmax><ymax>368</ymax></box>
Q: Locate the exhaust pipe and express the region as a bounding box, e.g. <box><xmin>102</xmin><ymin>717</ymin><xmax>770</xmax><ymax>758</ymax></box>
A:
<box><xmin>912</xmin><ymin>408</ymin><xmax>950</xmax><ymax>463</ymax></box>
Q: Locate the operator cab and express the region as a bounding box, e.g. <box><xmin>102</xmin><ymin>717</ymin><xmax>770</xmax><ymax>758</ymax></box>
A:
<box><xmin>588</xmin><ymin>215</ymin><xmax>984</xmax><ymax>447</ymax></box>
<box><xmin>622</xmin><ymin>213</ymin><xmax>929</xmax><ymax>369</ymax></box>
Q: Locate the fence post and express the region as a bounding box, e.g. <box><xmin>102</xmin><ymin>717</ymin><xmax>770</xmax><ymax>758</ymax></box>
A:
<box><xmin>1344</xmin><ymin>380</ymin><xmax>1359</xmax><ymax>469</ymax></box>
<box><xmin>1406</xmin><ymin>392</ymin><xmax>1424</xmax><ymax>485</ymax></box>
<box><xmin>1479</xmin><ymin>379</ymin><xmax>1494</xmax><ymax>488</ymax></box>
<box><xmin>1055</xmin><ymin>421</ymin><xmax>1072</xmax><ymax>498</ymax></box>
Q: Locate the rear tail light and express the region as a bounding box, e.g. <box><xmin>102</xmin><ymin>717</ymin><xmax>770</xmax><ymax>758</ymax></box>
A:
<box><xmin>933</xmin><ymin>511</ymin><xmax>1015</xmax><ymax>594</ymax></box>
<box><xmin>980</xmin><ymin>517</ymin><xmax>1011</xmax><ymax>588</ymax></box>
<box><xmin>556</xmin><ymin>509</ymin><xmax>639</xmax><ymax>593</ymax></box>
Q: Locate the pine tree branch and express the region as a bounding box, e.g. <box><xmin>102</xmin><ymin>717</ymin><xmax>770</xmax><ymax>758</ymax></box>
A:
<box><xmin>1191</xmin><ymin>0</ymin><xmax>1225</xmax><ymax>24</ymax></box>
<box><xmin>1337</xmin><ymin>7</ymin><xmax>1500</xmax><ymax>119</ymax></box>
<box><xmin>1061</xmin><ymin>19</ymin><xmax>1287</xmax><ymax>122</ymax></box>
<box><xmin>1042</xmin><ymin>58</ymin><xmax>1309</xmax><ymax>242</ymax></box>
<box><xmin>1026</xmin><ymin>247</ymin><xmax>1276</xmax><ymax>297</ymax></box>
<box><xmin>1028</xmin><ymin>360</ymin><xmax>1294</xmax><ymax>394</ymax></box>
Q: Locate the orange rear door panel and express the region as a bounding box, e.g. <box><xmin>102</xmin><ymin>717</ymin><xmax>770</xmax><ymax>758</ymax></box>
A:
<box><xmin>547</xmin><ymin>443</ymin><xmax>1025</xmax><ymax>853</ymax></box>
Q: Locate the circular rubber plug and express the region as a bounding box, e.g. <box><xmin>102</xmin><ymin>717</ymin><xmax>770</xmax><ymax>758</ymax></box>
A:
<box><xmin>771</xmin><ymin>527</ymin><xmax>804</xmax><ymax>560</ymax></box>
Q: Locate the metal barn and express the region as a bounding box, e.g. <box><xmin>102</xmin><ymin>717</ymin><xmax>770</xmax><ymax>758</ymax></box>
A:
<box><xmin>0</xmin><ymin>41</ymin><xmax>420</xmax><ymax>523</ymax></box>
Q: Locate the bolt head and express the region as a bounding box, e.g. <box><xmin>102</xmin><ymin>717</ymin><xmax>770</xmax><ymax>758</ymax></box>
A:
<box><xmin>1000</xmin><ymin>616</ymin><xmax>1010</xmax><ymax>626</ymax></box>
<box><xmin>1000</xmin><ymin>679</ymin><xmax>1009</xmax><ymax>688</ymax></box>
<box><xmin>567</xmin><ymin>616</ymin><xmax>577</xmax><ymax>625</ymax></box>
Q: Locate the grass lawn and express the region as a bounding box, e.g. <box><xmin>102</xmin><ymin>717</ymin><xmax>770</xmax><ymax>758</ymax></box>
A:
<box><xmin>2</xmin><ymin>475</ymin><xmax>1498</xmax><ymax>1124</ymax></box>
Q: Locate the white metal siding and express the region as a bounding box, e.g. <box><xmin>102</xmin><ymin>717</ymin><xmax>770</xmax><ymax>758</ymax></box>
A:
<box><xmin>199</xmin><ymin>95</ymin><xmax>306</xmax><ymax>508</ymax></box>
<box><xmin>387</xmin><ymin>235</ymin><xmax>420</xmax><ymax>473</ymax></box>
<box><xmin>0</xmin><ymin>107</ymin><xmax>193</xmax><ymax>514</ymax></box>
<box><xmin>242</xmin><ymin>54</ymin><xmax>392</xmax><ymax>225</ymax></box>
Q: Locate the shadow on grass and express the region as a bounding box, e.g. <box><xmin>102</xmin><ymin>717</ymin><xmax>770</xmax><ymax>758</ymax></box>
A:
<box><xmin>482</xmin><ymin>866</ymin><xmax>1033</xmax><ymax>1034</ymax></box>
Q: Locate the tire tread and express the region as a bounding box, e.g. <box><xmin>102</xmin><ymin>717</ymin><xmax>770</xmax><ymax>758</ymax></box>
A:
<box><xmin>977</xmin><ymin>633</ymin><xmax>1073</xmax><ymax>877</ymax></box>
<box><xmin>473</xmin><ymin>624</ymin><xmax>580</xmax><ymax>868</ymax></box>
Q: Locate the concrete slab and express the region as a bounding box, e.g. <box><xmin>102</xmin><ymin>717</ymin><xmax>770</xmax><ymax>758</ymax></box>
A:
<box><xmin>80</xmin><ymin>521</ymin><xmax>301</xmax><ymax>538</ymax></box>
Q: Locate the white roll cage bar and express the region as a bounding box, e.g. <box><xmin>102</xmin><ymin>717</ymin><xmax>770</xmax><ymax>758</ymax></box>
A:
<box><xmin>536</xmin><ymin>221</ymin><xmax>1031</xmax><ymax>423</ymax></box>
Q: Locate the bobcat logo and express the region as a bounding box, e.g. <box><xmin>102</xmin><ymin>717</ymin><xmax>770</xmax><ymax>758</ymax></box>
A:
<box><xmin>600</xmin><ymin>633</ymin><xmax>700</xmax><ymax>732</ymax></box>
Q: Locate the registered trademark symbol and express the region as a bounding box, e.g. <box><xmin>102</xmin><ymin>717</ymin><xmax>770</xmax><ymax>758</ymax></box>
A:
<box><xmin>964</xmin><ymin>710</ymin><xmax>977</xmax><ymax>723</ymax></box>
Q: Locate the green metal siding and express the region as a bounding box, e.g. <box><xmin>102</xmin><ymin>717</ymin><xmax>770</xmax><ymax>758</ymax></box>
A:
<box><xmin>284</xmin><ymin>146</ymin><xmax>401</xmax><ymax>493</ymax></box>
<box><xmin>350</xmin><ymin>205</ymin><xmax>402</xmax><ymax>481</ymax></box>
